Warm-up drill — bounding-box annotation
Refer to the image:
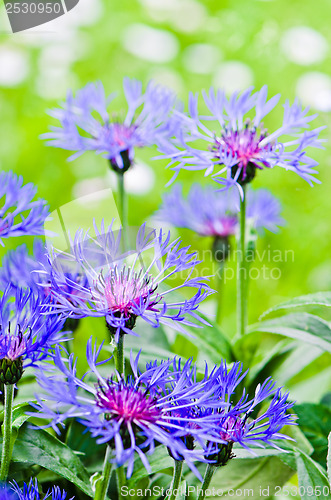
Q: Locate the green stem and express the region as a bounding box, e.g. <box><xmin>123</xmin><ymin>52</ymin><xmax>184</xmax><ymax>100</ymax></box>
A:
<box><xmin>215</xmin><ymin>262</ymin><xmax>225</xmax><ymax>325</ymax></box>
<box><xmin>114</xmin><ymin>332</ymin><xmax>125</xmax><ymax>376</ymax></box>
<box><xmin>237</xmin><ymin>186</ymin><xmax>248</xmax><ymax>337</ymax></box>
<box><xmin>117</xmin><ymin>172</ymin><xmax>128</xmax><ymax>251</ymax></box>
<box><xmin>112</xmin><ymin>335</ymin><xmax>126</xmax><ymax>500</ymax></box>
<box><xmin>94</xmin><ymin>446</ymin><xmax>113</xmax><ymax>500</ymax></box>
<box><xmin>166</xmin><ymin>460</ymin><xmax>183</xmax><ymax>500</ymax></box>
<box><xmin>0</xmin><ymin>384</ymin><xmax>14</xmax><ymax>481</ymax></box>
<box><xmin>197</xmin><ymin>464</ymin><xmax>216</xmax><ymax>500</ymax></box>
<box><xmin>116</xmin><ymin>466</ymin><xmax>126</xmax><ymax>500</ymax></box>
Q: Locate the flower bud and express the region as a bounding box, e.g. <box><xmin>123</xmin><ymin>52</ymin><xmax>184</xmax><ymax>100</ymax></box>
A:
<box><xmin>0</xmin><ymin>356</ymin><xmax>24</xmax><ymax>385</ymax></box>
<box><xmin>205</xmin><ymin>441</ymin><xmax>235</xmax><ymax>467</ymax></box>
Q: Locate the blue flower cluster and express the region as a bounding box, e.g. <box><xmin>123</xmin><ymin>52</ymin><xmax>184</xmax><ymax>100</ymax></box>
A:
<box><xmin>0</xmin><ymin>77</ymin><xmax>319</xmax><ymax>495</ymax></box>
<box><xmin>0</xmin><ymin>479</ymin><xmax>69</xmax><ymax>500</ymax></box>
<box><xmin>32</xmin><ymin>339</ymin><xmax>295</xmax><ymax>478</ymax></box>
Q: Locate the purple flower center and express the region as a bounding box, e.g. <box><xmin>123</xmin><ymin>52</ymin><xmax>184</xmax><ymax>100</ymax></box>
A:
<box><xmin>95</xmin><ymin>267</ymin><xmax>157</xmax><ymax>316</ymax></box>
<box><xmin>219</xmin><ymin>415</ymin><xmax>242</xmax><ymax>442</ymax></box>
<box><xmin>214</xmin><ymin>123</ymin><xmax>272</xmax><ymax>181</ymax></box>
<box><xmin>96</xmin><ymin>382</ymin><xmax>161</xmax><ymax>425</ymax></box>
<box><xmin>111</xmin><ymin>123</ymin><xmax>138</xmax><ymax>149</ymax></box>
<box><xmin>0</xmin><ymin>327</ymin><xmax>29</xmax><ymax>361</ymax></box>
<box><xmin>205</xmin><ymin>215</ymin><xmax>238</xmax><ymax>238</ymax></box>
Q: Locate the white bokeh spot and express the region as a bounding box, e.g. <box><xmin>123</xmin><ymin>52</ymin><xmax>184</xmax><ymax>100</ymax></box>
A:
<box><xmin>281</xmin><ymin>26</ymin><xmax>328</xmax><ymax>65</ymax></box>
<box><xmin>213</xmin><ymin>61</ymin><xmax>254</xmax><ymax>94</ymax></box>
<box><xmin>0</xmin><ymin>47</ymin><xmax>29</xmax><ymax>86</ymax></box>
<box><xmin>122</xmin><ymin>24</ymin><xmax>179</xmax><ymax>63</ymax></box>
<box><xmin>183</xmin><ymin>44</ymin><xmax>221</xmax><ymax>74</ymax></box>
<box><xmin>296</xmin><ymin>72</ymin><xmax>331</xmax><ymax>111</ymax></box>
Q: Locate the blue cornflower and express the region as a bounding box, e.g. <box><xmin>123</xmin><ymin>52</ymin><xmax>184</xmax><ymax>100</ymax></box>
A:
<box><xmin>246</xmin><ymin>189</ymin><xmax>285</xmax><ymax>235</ymax></box>
<box><xmin>158</xmin><ymin>86</ymin><xmax>324</xmax><ymax>195</ymax></box>
<box><xmin>155</xmin><ymin>184</ymin><xmax>238</xmax><ymax>238</ymax></box>
<box><xmin>0</xmin><ymin>172</ymin><xmax>49</xmax><ymax>244</ymax></box>
<box><xmin>0</xmin><ymin>286</ymin><xmax>66</xmax><ymax>385</ymax></box>
<box><xmin>41</xmin><ymin>78</ymin><xmax>177</xmax><ymax>172</ymax></box>
<box><xmin>155</xmin><ymin>185</ymin><xmax>284</xmax><ymax>260</ymax></box>
<box><xmin>32</xmin><ymin>340</ymin><xmax>222</xmax><ymax>477</ymax></box>
<box><xmin>202</xmin><ymin>361</ymin><xmax>296</xmax><ymax>466</ymax></box>
<box><xmin>140</xmin><ymin>359</ymin><xmax>295</xmax><ymax>467</ymax></box>
<box><xmin>11</xmin><ymin>479</ymin><xmax>70</xmax><ymax>500</ymax></box>
<box><xmin>44</xmin><ymin>221</ymin><xmax>213</xmax><ymax>341</ymax></box>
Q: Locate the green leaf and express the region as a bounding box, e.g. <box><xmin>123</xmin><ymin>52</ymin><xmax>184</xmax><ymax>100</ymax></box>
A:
<box><xmin>210</xmin><ymin>456</ymin><xmax>295</xmax><ymax>499</ymax></box>
<box><xmin>12</xmin><ymin>402</ymin><xmax>36</xmax><ymax>430</ymax></box>
<box><xmin>294</xmin><ymin>403</ymin><xmax>331</xmax><ymax>467</ymax></box>
<box><xmin>186</xmin><ymin>312</ymin><xmax>234</xmax><ymax>363</ymax></box>
<box><xmin>271</xmin><ymin>343</ymin><xmax>324</xmax><ymax>386</ymax></box>
<box><xmin>249</xmin><ymin>313</ymin><xmax>331</xmax><ymax>353</ymax></box>
<box><xmin>232</xmin><ymin>446</ymin><xmax>289</xmax><ymax>460</ymax></box>
<box><xmin>8</xmin><ymin>424</ymin><xmax>93</xmax><ymax>497</ymax></box>
<box><xmin>172</xmin><ymin>334</ymin><xmax>199</xmax><ymax>361</ymax></box>
<box><xmin>127</xmin><ymin>447</ymin><xmax>173</xmax><ymax>487</ymax></box>
<box><xmin>261</xmin><ymin>292</ymin><xmax>331</xmax><ymax>319</ymax></box>
<box><xmin>296</xmin><ymin>450</ymin><xmax>330</xmax><ymax>499</ymax></box>
<box><xmin>236</xmin><ymin>335</ymin><xmax>293</xmax><ymax>386</ymax></box>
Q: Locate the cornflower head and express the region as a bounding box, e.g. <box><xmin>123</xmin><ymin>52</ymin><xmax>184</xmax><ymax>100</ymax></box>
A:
<box><xmin>202</xmin><ymin>361</ymin><xmax>296</xmax><ymax>467</ymax></box>
<box><xmin>41</xmin><ymin>78</ymin><xmax>177</xmax><ymax>173</ymax></box>
<box><xmin>0</xmin><ymin>172</ymin><xmax>49</xmax><ymax>244</ymax></box>
<box><xmin>0</xmin><ymin>286</ymin><xmax>66</xmax><ymax>385</ymax></box>
<box><xmin>155</xmin><ymin>184</ymin><xmax>284</xmax><ymax>260</ymax></box>
<box><xmin>44</xmin><ymin>220</ymin><xmax>212</xmax><ymax>342</ymax></box>
<box><xmin>11</xmin><ymin>479</ymin><xmax>71</xmax><ymax>500</ymax></box>
<box><xmin>158</xmin><ymin>86</ymin><xmax>324</xmax><ymax>196</ymax></box>
<box><xmin>246</xmin><ymin>188</ymin><xmax>285</xmax><ymax>235</ymax></box>
<box><xmin>32</xmin><ymin>340</ymin><xmax>223</xmax><ymax>478</ymax></box>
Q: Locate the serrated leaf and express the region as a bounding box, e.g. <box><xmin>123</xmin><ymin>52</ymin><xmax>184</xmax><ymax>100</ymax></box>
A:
<box><xmin>296</xmin><ymin>450</ymin><xmax>330</xmax><ymax>499</ymax></box>
<box><xmin>249</xmin><ymin>313</ymin><xmax>331</xmax><ymax>353</ymax></box>
<box><xmin>261</xmin><ymin>292</ymin><xmax>331</xmax><ymax>319</ymax></box>
<box><xmin>6</xmin><ymin>424</ymin><xmax>93</xmax><ymax>497</ymax></box>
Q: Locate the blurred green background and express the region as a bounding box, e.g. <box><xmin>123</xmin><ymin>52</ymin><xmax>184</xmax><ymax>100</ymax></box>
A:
<box><xmin>0</xmin><ymin>0</ymin><xmax>331</xmax><ymax>392</ymax></box>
